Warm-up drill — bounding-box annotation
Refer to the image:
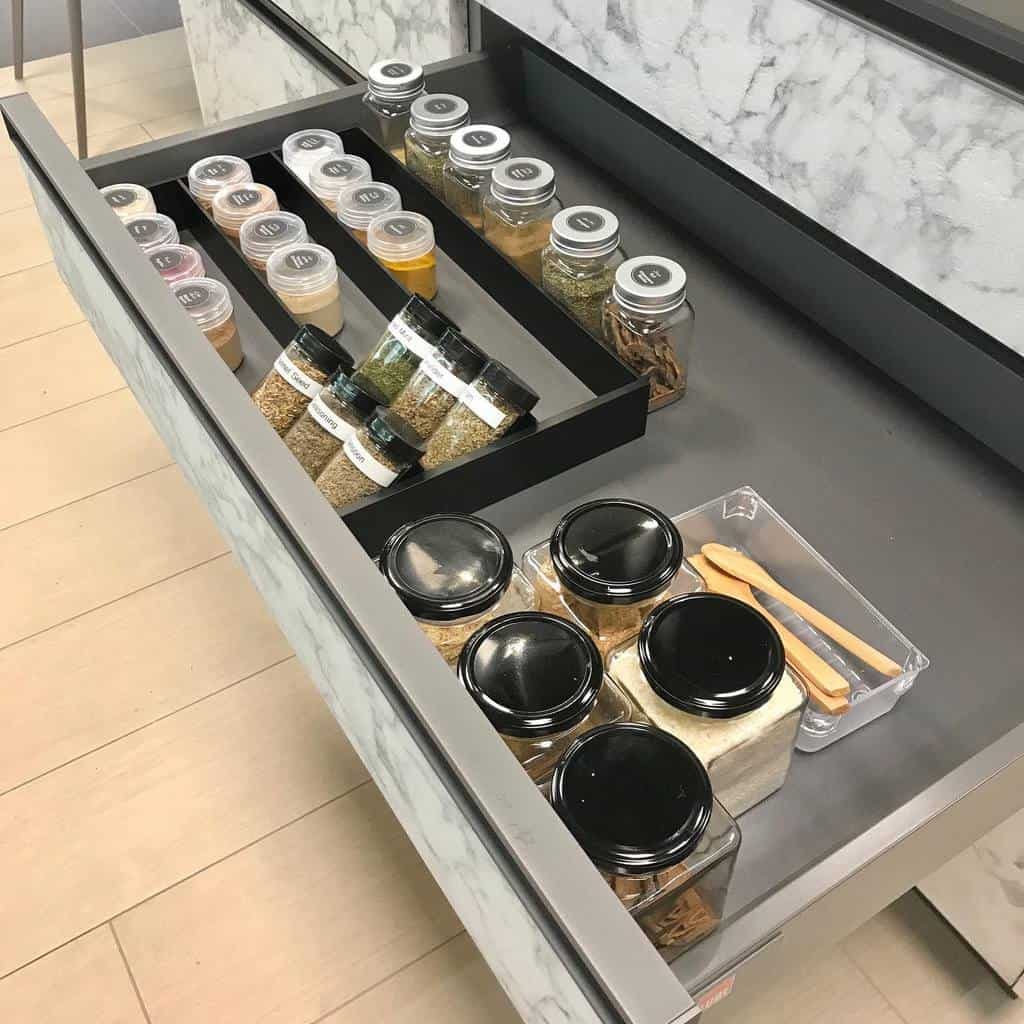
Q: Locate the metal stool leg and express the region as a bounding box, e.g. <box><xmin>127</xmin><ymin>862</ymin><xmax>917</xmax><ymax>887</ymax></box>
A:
<box><xmin>67</xmin><ymin>0</ymin><xmax>87</xmax><ymax>158</ymax></box>
<box><xmin>13</xmin><ymin>0</ymin><xmax>25</xmax><ymax>80</ymax></box>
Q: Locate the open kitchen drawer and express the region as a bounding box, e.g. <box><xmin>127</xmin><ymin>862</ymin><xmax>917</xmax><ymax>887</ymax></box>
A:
<box><xmin>6</xmin><ymin>35</ymin><xmax>1024</xmax><ymax>1023</ymax></box>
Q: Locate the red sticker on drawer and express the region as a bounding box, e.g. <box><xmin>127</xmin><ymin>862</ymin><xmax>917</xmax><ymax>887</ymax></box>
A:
<box><xmin>695</xmin><ymin>974</ymin><xmax>735</xmax><ymax>1011</ymax></box>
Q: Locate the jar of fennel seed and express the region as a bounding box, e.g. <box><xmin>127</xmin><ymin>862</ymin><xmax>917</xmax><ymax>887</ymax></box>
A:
<box><xmin>251</xmin><ymin>324</ymin><xmax>354</xmax><ymax>436</ymax></box>
<box><xmin>363</xmin><ymin>59</ymin><xmax>425</xmax><ymax>161</ymax></box>
<box><xmin>442</xmin><ymin>124</ymin><xmax>512</xmax><ymax>229</ymax></box>
<box><xmin>421</xmin><ymin>359</ymin><xmax>538</xmax><ymax>469</ymax></box>
<box><xmin>404</xmin><ymin>93</ymin><xmax>471</xmax><ymax>195</ymax></box>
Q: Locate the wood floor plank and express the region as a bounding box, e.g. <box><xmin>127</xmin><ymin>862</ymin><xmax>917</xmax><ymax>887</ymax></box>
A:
<box><xmin>0</xmin><ymin>659</ymin><xmax>366</xmax><ymax>978</ymax></box>
<box><xmin>0</xmin><ymin>264</ymin><xmax>82</xmax><ymax>348</ymax></box>
<box><xmin>115</xmin><ymin>787</ymin><xmax>462</xmax><ymax>1024</ymax></box>
<box><xmin>0</xmin><ymin>927</ymin><xmax>145</xmax><ymax>1024</ymax></box>
<box><xmin>0</xmin><ymin>206</ymin><xmax>53</xmax><ymax>277</ymax></box>
<box><xmin>0</xmin><ymin>154</ymin><xmax>33</xmax><ymax>214</ymax></box>
<box><xmin>0</xmin><ymin>465</ymin><xmax>226</xmax><ymax>649</ymax></box>
<box><xmin>0</xmin><ymin>554</ymin><xmax>292</xmax><ymax>794</ymax></box>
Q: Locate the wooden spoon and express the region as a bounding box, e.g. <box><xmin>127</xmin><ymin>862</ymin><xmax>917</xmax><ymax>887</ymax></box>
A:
<box><xmin>689</xmin><ymin>554</ymin><xmax>850</xmax><ymax>715</ymax></box>
<box><xmin>701</xmin><ymin>544</ymin><xmax>903</xmax><ymax>679</ymax></box>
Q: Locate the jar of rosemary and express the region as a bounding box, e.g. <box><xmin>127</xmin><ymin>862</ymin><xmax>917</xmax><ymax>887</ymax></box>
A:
<box><xmin>362</xmin><ymin>59</ymin><xmax>425</xmax><ymax>161</ymax></box>
<box><xmin>442</xmin><ymin>125</ymin><xmax>512</xmax><ymax>229</ymax></box>
<box><xmin>404</xmin><ymin>93</ymin><xmax>470</xmax><ymax>195</ymax></box>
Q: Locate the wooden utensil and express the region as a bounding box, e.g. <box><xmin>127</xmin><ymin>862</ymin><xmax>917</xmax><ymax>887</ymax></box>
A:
<box><xmin>689</xmin><ymin>554</ymin><xmax>851</xmax><ymax>715</ymax></box>
<box><xmin>701</xmin><ymin>543</ymin><xmax>903</xmax><ymax>679</ymax></box>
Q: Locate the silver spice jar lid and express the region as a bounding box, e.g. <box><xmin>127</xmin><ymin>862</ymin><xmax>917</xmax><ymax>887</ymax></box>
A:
<box><xmin>490</xmin><ymin>157</ymin><xmax>556</xmax><ymax>205</ymax></box>
<box><xmin>367</xmin><ymin>59</ymin><xmax>424</xmax><ymax>99</ymax></box>
<box><xmin>448</xmin><ymin>125</ymin><xmax>511</xmax><ymax>169</ymax></box>
<box><xmin>409</xmin><ymin>93</ymin><xmax>470</xmax><ymax>136</ymax></box>
<box><xmin>550</xmin><ymin>206</ymin><xmax>620</xmax><ymax>259</ymax></box>
<box><xmin>612</xmin><ymin>256</ymin><xmax>687</xmax><ymax>315</ymax></box>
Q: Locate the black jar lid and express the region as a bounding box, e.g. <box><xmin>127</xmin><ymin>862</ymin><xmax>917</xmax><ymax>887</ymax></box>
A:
<box><xmin>365</xmin><ymin>407</ymin><xmax>424</xmax><ymax>465</ymax></box>
<box><xmin>550</xmin><ymin>723</ymin><xmax>713</xmax><ymax>874</ymax></box>
<box><xmin>475</xmin><ymin>360</ymin><xmax>539</xmax><ymax>414</ymax></box>
<box><xmin>329</xmin><ymin>371</ymin><xmax>385</xmax><ymax>417</ymax></box>
<box><xmin>291</xmin><ymin>324</ymin><xmax>354</xmax><ymax>376</ymax></box>
<box><xmin>458</xmin><ymin>612</ymin><xmax>604</xmax><ymax>738</ymax></box>
<box><xmin>402</xmin><ymin>294</ymin><xmax>458</xmax><ymax>343</ymax></box>
<box><xmin>638</xmin><ymin>593</ymin><xmax>786</xmax><ymax>719</ymax></box>
<box><xmin>550</xmin><ymin>498</ymin><xmax>684</xmax><ymax>605</ymax></box>
<box><xmin>434</xmin><ymin>328</ymin><xmax>487</xmax><ymax>381</ymax></box>
<box><xmin>378</xmin><ymin>513</ymin><xmax>513</xmax><ymax>622</ymax></box>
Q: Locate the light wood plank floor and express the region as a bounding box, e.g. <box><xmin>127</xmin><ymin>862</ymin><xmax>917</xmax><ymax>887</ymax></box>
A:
<box><xmin>0</xmin><ymin>27</ymin><xmax>1020</xmax><ymax>1024</ymax></box>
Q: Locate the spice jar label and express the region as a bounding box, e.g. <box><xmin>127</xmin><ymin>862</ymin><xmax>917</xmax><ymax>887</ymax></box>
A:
<box><xmin>228</xmin><ymin>188</ymin><xmax>262</xmax><ymax>208</ymax></box>
<box><xmin>506</xmin><ymin>162</ymin><xmax>541</xmax><ymax>181</ymax></box>
<box><xmin>343</xmin><ymin>433</ymin><xmax>399</xmax><ymax>486</ymax></box>
<box><xmin>322</xmin><ymin>159</ymin><xmax>355</xmax><ymax>179</ymax></box>
<box><xmin>105</xmin><ymin>188</ymin><xmax>137</xmax><ymax>208</ymax></box>
<box><xmin>297</xmin><ymin>134</ymin><xmax>328</xmax><ymax>150</ymax></box>
<box><xmin>151</xmin><ymin>249</ymin><xmax>184</xmax><ymax>272</ymax></box>
<box><xmin>567</xmin><ymin>210</ymin><xmax>606</xmax><ymax>233</ymax></box>
<box><xmin>461</xmin><ymin>383</ymin><xmax>507</xmax><ymax>430</ymax></box>
<box><xmin>631</xmin><ymin>263</ymin><xmax>672</xmax><ymax>288</ymax></box>
<box><xmin>254</xmin><ymin>217</ymin><xmax>289</xmax><ymax>239</ymax></box>
<box><xmin>354</xmin><ymin>186</ymin><xmax>387</xmax><ymax>205</ymax></box>
<box><xmin>127</xmin><ymin>219</ymin><xmax>159</xmax><ymax>241</ymax></box>
<box><xmin>463</xmin><ymin>129</ymin><xmax>497</xmax><ymax>148</ymax></box>
<box><xmin>307</xmin><ymin>394</ymin><xmax>359</xmax><ymax>442</ymax></box>
<box><xmin>273</xmin><ymin>350</ymin><xmax>325</xmax><ymax>398</ymax></box>
<box><xmin>420</xmin><ymin>353</ymin><xmax>469</xmax><ymax>399</ymax></box>
<box><xmin>424</xmin><ymin>96</ymin><xmax>458</xmax><ymax>115</ymax></box>
<box><xmin>177</xmin><ymin>283</ymin><xmax>211</xmax><ymax>309</ymax></box>
<box><xmin>198</xmin><ymin>159</ymin><xmax>234</xmax><ymax>179</ymax></box>
<box><xmin>380</xmin><ymin>61</ymin><xmax>413</xmax><ymax>78</ymax></box>
<box><xmin>284</xmin><ymin>248</ymin><xmax>321</xmax><ymax>272</ymax></box>
<box><xmin>387</xmin><ymin>314</ymin><xmax>436</xmax><ymax>361</ymax></box>
<box><xmin>382</xmin><ymin>217</ymin><xmax>417</xmax><ymax>238</ymax></box>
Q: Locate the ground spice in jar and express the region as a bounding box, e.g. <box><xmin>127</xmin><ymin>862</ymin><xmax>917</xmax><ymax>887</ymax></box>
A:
<box><xmin>367</xmin><ymin>211</ymin><xmax>438</xmax><ymax>299</ymax></box>
<box><xmin>239</xmin><ymin>211</ymin><xmax>308</xmax><ymax>274</ymax></box>
<box><xmin>101</xmin><ymin>183</ymin><xmax>156</xmax><ymax>220</ymax></box>
<box><xmin>308</xmin><ymin>154</ymin><xmax>372</xmax><ymax>212</ymax></box>
<box><xmin>187</xmin><ymin>155</ymin><xmax>252</xmax><ymax>210</ymax></box>
<box><xmin>337</xmin><ymin>182</ymin><xmax>402</xmax><ymax>246</ymax></box>
<box><xmin>124</xmin><ymin>212</ymin><xmax>179</xmax><ymax>253</ymax></box>
<box><xmin>421</xmin><ymin>359</ymin><xmax>538</xmax><ymax>469</ymax></box>
<box><xmin>148</xmin><ymin>244</ymin><xmax>205</xmax><ymax>285</ymax></box>
<box><xmin>171</xmin><ymin>277</ymin><xmax>243</xmax><ymax>370</ymax></box>
<box><xmin>266</xmin><ymin>242</ymin><xmax>344</xmax><ymax>335</ymax></box>
<box><xmin>281</xmin><ymin>128</ymin><xmax>343</xmax><ymax>185</ymax></box>
<box><xmin>212</xmin><ymin>182</ymin><xmax>279</xmax><ymax>240</ymax></box>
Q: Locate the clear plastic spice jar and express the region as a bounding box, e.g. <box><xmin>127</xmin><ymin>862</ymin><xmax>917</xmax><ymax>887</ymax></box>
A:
<box><xmin>603</xmin><ymin>256</ymin><xmax>694</xmax><ymax>410</ymax></box>
<box><xmin>315</xmin><ymin>407</ymin><xmax>423</xmax><ymax>508</ymax></box>
<box><xmin>187</xmin><ymin>155</ymin><xmax>253</xmax><ymax>210</ymax></box>
<box><xmin>251</xmin><ymin>323</ymin><xmax>354</xmax><ymax>436</ymax></box>
<box><xmin>442</xmin><ymin>125</ymin><xmax>512</xmax><ymax>230</ymax></box>
<box><xmin>308</xmin><ymin>154</ymin><xmax>372</xmax><ymax>212</ymax></box>
<box><xmin>378</xmin><ymin>514</ymin><xmax>536</xmax><ymax>666</ymax></box>
<box><xmin>351</xmin><ymin>294</ymin><xmax>456</xmax><ymax>403</ymax></box>
<box><xmin>389</xmin><ymin>329</ymin><xmax>485</xmax><ymax>440</ymax></box>
<box><xmin>337</xmin><ymin>182</ymin><xmax>402</xmax><ymax>245</ymax></box>
<box><xmin>284</xmin><ymin>370</ymin><xmax>384</xmax><ymax>478</ymax></box>
<box><xmin>171</xmin><ymin>277</ymin><xmax>243</xmax><ymax>370</ymax></box>
<box><xmin>460</xmin><ymin>613</ymin><xmax>633</xmax><ymax>783</ymax></box>
<box><xmin>542</xmin><ymin>206</ymin><xmax>625</xmax><ymax>336</ymax></box>
<box><xmin>522</xmin><ymin>498</ymin><xmax>704</xmax><ymax>657</ymax></box>
<box><xmin>363</xmin><ymin>59</ymin><xmax>425</xmax><ymax>161</ymax></box>
<box><xmin>550</xmin><ymin>723</ymin><xmax>741</xmax><ymax>958</ymax></box>
<box><xmin>266</xmin><ymin>242</ymin><xmax>343</xmax><ymax>336</ymax></box>
<box><xmin>123</xmin><ymin>212</ymin><xmax>178</xmax><ymax>253</ymax></box>
<box><xmin>421</xmin><ymin>359</ymin><xmax>538</xmax><ymax>469</ymax></box>
<box><xmin>282</xmin><ymin>128</ymin><xmax>344</xmax><ymax>185</ymax></box>
<box><xmin>404</xmin><ymin>93</ymin><xmax>471</xmax><ymax>196</ymax></box>
<box><xmin>211</xmin><ymin>182</ymin><xmax>278</xmax><ymax>239</ymax></box>
<box><xmin>483</xmin><ymin>158</ymin><xmax>561</xmax><ymax>284</ymax></box>
<box><xmin>148</xmin><ymin>244</ymin><xmax>205</xmax><ymax>286</ymax></box>
<box><xmin>101</xmin><ymin>183</ymin><xmax>155</xmax><ymax>220</ymax></box>
<box><xmin>239</xmin><ymin>211</ymin><xmax>308</xmax><ymax>274</ymax></box>
<box><xmin>367</xmin><ymin>211</ymin><xmax>437</xmax><ymax>300</ymax></box>
<box><xmin>607</xmin><ymin>594</ymin><xmax>807</xmax><ymax>816</ymax></box>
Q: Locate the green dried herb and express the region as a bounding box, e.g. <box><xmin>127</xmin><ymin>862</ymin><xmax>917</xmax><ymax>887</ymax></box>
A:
<box><xmin>542</xmin><ymin>251</ymin><xmax>617</xmax><ymax>337</ymax></box>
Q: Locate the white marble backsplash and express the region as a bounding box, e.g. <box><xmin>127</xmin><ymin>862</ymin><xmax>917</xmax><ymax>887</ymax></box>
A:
<box><xmin>478</xmin><ymin>0</ymin><xmax>1024</xmax><ymax>353</ymax></box>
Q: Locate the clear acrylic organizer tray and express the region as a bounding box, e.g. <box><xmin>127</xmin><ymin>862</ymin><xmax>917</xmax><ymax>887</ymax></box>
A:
<box><xmin>672</xmin><ymin>486</ymin><xmax>928</xmax><ymax>752</ymax></box>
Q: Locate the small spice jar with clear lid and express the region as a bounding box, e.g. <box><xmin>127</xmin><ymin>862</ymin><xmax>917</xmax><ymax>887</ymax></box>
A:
<box><xmin>211</xmin><ymin>182</ymin><xmax>278</xmax><ymax>239</ymax></box>
<box><xmin>282</xmin><ymin>128</ymin><xmax>343</xmax><ymax>185</ymax></box>
<box><xmin>101</xmin><ymin>183</ymin><xmax>156</xmax><ymax>220</ymax></box>
<box><xmin>315</xmin><ymin>407</ymin><xmax>423</xmax><ymax>508</ymax></box>
<box><xmin>404</xmin><ymin>93</ymin><xmax>471</xmax><ymax>195</ymax></box>
<box><xmin>171</xmin><ymin>277</ymin><xmax>243</xmax><ymax>370</ymax></box>
<box><xmin>607</xmin><ymin>594</ymin><xmax>807</xmax><ymax>816</ymax></box>
<box><xmin>542</xmin><ymin>206</ymin><xmax>625</xmax><ymax>336</ymax></box>
<box><xmin>421</xmin><ymin>359</ymin><xmax>538</xmax><ymax>469</ymax></box>
<box><xmin>239</xmin><ymin>211</ymin><xmax>308</xmax><ymax>274</ymax></box>
<box><xmin>603</xmin><ymin>256</ymin><xmax>694</xmax><ymax>410</ymax></box>
<box><xmin>550</xmin><ymin>723</ymin><xmax>741</xmax><ymax>958</ymax></box>
<box><xmin>378</xmin><ymin>514</ymin><xmax>536</xmax><ymax>666</ymax></box>
<box><xmin>442</xmin><ymin>125</ymin><xmax>512</xmax><ymax>229</ymax></box>
<box><xmin>187</xmin><ymin>155</ymin><xmax>253</xmax><ymax>210</ymax></box>
<box><xmin>522</xmin><ymin>498</ymin><xmax>704</xmax><ymax>657</ymax></box>
<box><xmin>363</xmin><ymin>59</ymin><xmax>425</xmax><ymax>161</ymax></box>
<box><xmin>352</xmin><ymin>294</ymin><xmax>456</xmax><ymax>403</ymax></box>
<box><xmin>251</xmin><ymin>323</ymin><xmax>354</xmax><ymax>436</ymax></box>
<box><xmin>337</xmin><ymin>182</ymin><xmax>402</xmax><ymax>245</ymax></box>
<box><xmin>283</xmin><ymin>371</ymin><xmax>385</xmax><ymax>478</ymax></box>
<box><xmin>483</xmin><ymin>158</ymin><xmax>561</xmax><ymax>284</ymax></box>
<box><xmin>460</xmin><ymin>613</ymin><xmax>634</xmax><ymax>783</ymax></box>
<box><xmin>390</xmin><ymin>328</ymin><xmax>485</xmax><ymax>440</ymax></box>
<box><xmin>149</xmin><ymin>243</ymin><xmax>205</xmax><ymax>285</ymax></box>
<box><xmin>124</xmin><ymin>212</ymin><xmax>178</xmax><ymax>253</ymax></box>
<box><xmin>266</xmin><ymin>242</ymin><xmax>344</xmax><ymax>336</ymax></box>
<box><xmin>308</xmin><ymin>154</ymin><xmax>372</xmax><ymax>212</ymax></box>
<box><xmin>367</xmin><ymin>211</ymin><xmax>438</xmax><ymax>300</ymax></box>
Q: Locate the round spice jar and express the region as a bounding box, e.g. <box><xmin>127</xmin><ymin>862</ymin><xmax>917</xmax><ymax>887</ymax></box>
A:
<box><xmin>251</xmin><ymin>323</ymin><xmax>354</xmax><ymax>436</ymax></box>
<box><xmin>211</xmin><ymin>182</ymin><xmax>279</xmax><ymax>239</ymax></box>
<box><xmin>421</xmin><ymin>359</ymin><xmax>538</xmax><ymax>469</ymax></box>
<box><xmin>281</xmin><ymin>128</ymin><xmax>344</xmax><ymax>185</ymax></box>
<box><xmin>367</xmin><ymin>211</ymin><xmax>437</xmax><ymax>299</ymax></box>
<box><xmin>352</xmin><ymin>293</ymin><xmax>457</xmax><ymax>403</ymax></box>
<box><xmin>308</xmin><ymin>154</ymin><xmax>372</xmax><ymax>212</ymax></box>
<box><xmin>442</xmin><ymin>124</ymin><xmax>512</xmax><ymax>229</ymax></box>
<box><xmin>123</xmin><ymin>212</ymin><xmax>179</xmax><ymax>253</ymax></box>
<box><xmin>389</xmin><ymin>328</ymin><xmax>485</xmax><ymax>440</ymax></box>
<box><xmin>187</xmin><ymin>155</ymin><xmax>253</xmax><ymax>210</ymax></box>
<box><xmin>379</xmin><ymin>514</ymin><xmax>535</xmax><ymax>666</ymax></box>
<box><xmin>314</xmin><ymin>406</ymin><xmax>423</xmax><ymax>509</ymax></box>
<box><xmin>336</xmin><ymin>181</ymin><xmax>402</xmax><ymax>245</ymax></box>
<box><xmin>404</xmin><ymin>93</ymin><xmax>471</xmax><ymax>195</ymax></box>
<box><xmin>283</xmin><ymin>371</ymin><xmax>385</xmax><ymax>478</ymax></box>
<box><xmin>171</xmin><ymin>277</ymin><xmax>243</xmax><ymax>370</ymax></box>
<box><xmin>148</xmin><ymin>243</ymin><xmax>205</xmax><ymax>286</ymax></box>
<box><xmin>521</xmin><ymin>498</ymin><xmax>704</xmax><ymax>657</ymax></box>
<box><xmin>239</xmin><ymin>211</ymin><xmax>308</xmax><ymax>274</ymax></box>
<box><xmin>550</xmin><ymin>723</ymin><xmax>741</xmax><ymax>957</ymax></box>
<box><xmin>363</xmin><ymin>59</ymin><xmax>425</xmax><ymax>160</ymax></box>
<box><xmin>100</xmin><ymin>183</ymin><xmax>156</xmax><ymax>220</ymax></box>
<box><xmin>607</xmin><ymin>593</ymin><xmax>807</xmax><ymax>816</ymax></box>
<box><xmin>266</xmin><ymin>242</ymin><xmax>344</xmax><ymax>336</ymax></box>
<box><xmin>459</xmin><ymin>613</ymin><xmax>634</xmax><ymax>783</ymax></box>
